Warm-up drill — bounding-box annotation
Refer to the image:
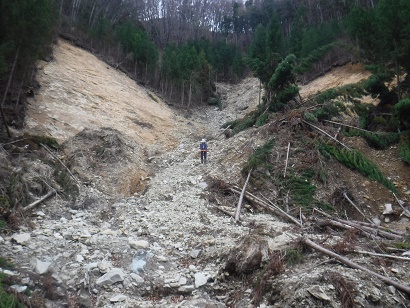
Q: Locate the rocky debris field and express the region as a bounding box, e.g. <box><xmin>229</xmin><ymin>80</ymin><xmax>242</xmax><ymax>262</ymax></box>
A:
<box><xmin>1</xmin><ymin>41</ymin><xmax>410</xmax><ymax>307</ymax></box>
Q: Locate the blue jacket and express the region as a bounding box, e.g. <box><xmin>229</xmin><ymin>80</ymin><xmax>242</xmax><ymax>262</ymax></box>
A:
<box><xmin>200</xmin><ymin>142</ymin><xmax>208</xmax><ymax>151</ymax></box>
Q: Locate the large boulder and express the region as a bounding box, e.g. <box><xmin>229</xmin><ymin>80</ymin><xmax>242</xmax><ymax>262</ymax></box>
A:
<box><xmin>224</xmin><ymin>235</ymin><xmax>270</xmax><ymax>275</ymax></box>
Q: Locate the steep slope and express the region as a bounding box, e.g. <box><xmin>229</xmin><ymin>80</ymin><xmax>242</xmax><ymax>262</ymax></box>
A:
<box><xmin>26</xmin><ymin>39</ymin><xmax>179</xmax><ymax>148</ymax></box>
<box><xmin>0</xmin><ymin>40</ymin><xmax>408</xmax><ymax>307</ymax></box>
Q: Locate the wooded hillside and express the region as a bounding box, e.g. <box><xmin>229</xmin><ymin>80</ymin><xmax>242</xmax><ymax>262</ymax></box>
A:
<box><xmin>1</xmin><ymin>0</ymin><xmax>410</xmax><ymax>135</ymax></box>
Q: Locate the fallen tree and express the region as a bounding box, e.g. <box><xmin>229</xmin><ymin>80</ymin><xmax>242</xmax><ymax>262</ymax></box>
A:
<box><xmin>302</xmin><ymin>237</ymin><xmax>410</xmax><ymax>295</ymax></box>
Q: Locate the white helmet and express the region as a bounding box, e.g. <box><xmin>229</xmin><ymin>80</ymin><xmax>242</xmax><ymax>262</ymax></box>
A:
<box><xmin>201</xmin><ymin>139</ymin><xmax>206</xmax><ymax>143</ymax></box>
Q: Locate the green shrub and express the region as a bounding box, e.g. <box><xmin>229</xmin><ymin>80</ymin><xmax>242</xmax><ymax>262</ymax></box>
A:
<box><xmin>394</xmin><ymin>98</ymin><xmax>410</xmax><ymax>129</ymax></box>
<box><xmin>208</xmin><ymin>97</ymin><xmax>222</xmax><ymax>110</ymax></box>
<box><xmin>285</xmin><ymin>248</ymin><xmax>304</xmax><ymax>265</ymax></box>
<box><xmin>313</xmin><ymin>102</ymin><xmax>341</xmax><ymax>121</ymax></box>
<box><xmin>243</xmin><ymin>139</ymin><xmax>275</xmax><ymax>174</ymax></box>
<box><xmin>399</xmin><ymin>134</ymin><xmax>410</xmax><ymax>164</ymax></box>
<box><xmin>283</xmin><ymin>169</ymin><xmax>317</xmax><ymax>208</ymax></box>
<box><xmin>319</xmin><ymin>143</ymin><xmax>397</xmax><ymax>192</ymax></box>
<box><xmin>0</xmin><ymin>262</ymin><xmax>23</xmax><ymax>308</ymax></box>
<box><xmin>54</xmin><ymin>168</ymin><xmax>79</xmax><ymax>200</ymax></box>
<box><xmin>26</xmin><ymin>134</ymin><xmax>60</xmax><ymax>150</ymax></box>
<box><xmin>255</xmin><ymin>113</ymin><xmax>268</xmax><ymax>127</ymax></box>
<box><xmin>303</xmin><ymin>112</ymin><xmax>318</xmax><ymax>123</ymax></box>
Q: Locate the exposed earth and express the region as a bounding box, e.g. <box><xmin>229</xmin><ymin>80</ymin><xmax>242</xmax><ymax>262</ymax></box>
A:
<box><xmin>0</xmin><ymin>40</ymin><xmax>409</xmax><ymax>307</ymax></box>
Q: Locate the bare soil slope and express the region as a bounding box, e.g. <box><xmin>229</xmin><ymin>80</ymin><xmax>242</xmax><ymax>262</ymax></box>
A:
<box><xmin>26</xmin><ymin>39</ymin><xmax>179</xmax><ymax>149</ymax></box>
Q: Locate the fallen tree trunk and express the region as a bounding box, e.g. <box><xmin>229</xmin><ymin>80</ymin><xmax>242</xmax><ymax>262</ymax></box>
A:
<box><xmin>302</xmin><ymin>120</ymin><xmax>352</xmax><ymax>151</ymax></box>
<box><xmin>315</xmin><ymin>219</ymin><xmax>377</xmax><ymax>240</ymax></box>
<box><xmin>235</xmin><ymin>169</ymin><xmax>252</xmax><ymax>222</ymax></box>
<box><xmin>342</xmin><ymin>192</ymin><xmax>372</xmax><ymax>223</ymax></box>
<box><xmin>229</xmin><ymin>187</ymin><xmax>302</xmax><ymax>227</ymax></box>
<box><xmin>353</xmin><ymin>250</ymin><xmax>410</xmax><ymax>262</ymax></box>
<box><xmin>23</xmin><ymin>190</ymin><xmax>56</xmax><ymax>212</ymax></box>
<box><xmin>302</xmin><ymin>237</ymin><xmax>410</xmax><ymax>295</ymax></box>
<box><xmin>314</xmin><ymin>208</ymin><xmax>402</xmax><ymax>240</ymax></box>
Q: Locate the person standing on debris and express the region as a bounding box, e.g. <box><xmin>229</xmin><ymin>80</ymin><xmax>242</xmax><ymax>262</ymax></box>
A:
<box><xmin>200</xmin><ymin>138</ymin><xmax>208</xmax><ymax>164</ymax></box>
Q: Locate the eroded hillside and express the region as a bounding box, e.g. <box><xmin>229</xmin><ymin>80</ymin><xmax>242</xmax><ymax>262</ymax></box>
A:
<box><xmin>0</xmin><ymin>40</ymin><xmax>409</xmax><ymax>307</ymax></box>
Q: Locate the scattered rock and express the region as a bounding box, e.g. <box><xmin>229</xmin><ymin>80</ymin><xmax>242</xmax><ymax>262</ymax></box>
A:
<box><xmin>129</xmin><ymin>239</ymin><xmax>149</xmax><ymax>249</ymax></box>
<box><xmin>12</xmin><ymin>233</ymin><xmax>31</xmax><ymax>246</ymax></box>
<box><xmin>110</xmin><ymin>294</ymin><xmax>127</xmax><ymax>302</ymax></box>
<box><xmin>194</xmin><ymin>272</ymin><xmax>208</xmax><ymax>288</ymax></box>
<box><xmin>307</xmin><ymin>285</ymin><xmax>331</xmax><ymax>301</ymax></box>
<box><xmin>189</xmin><ymin>249</ymin><xmax>201</xmax><ymax>259</ymax></box>
<box><xmin>34</xmin><ymin>259</ymin><xmax>51</xmax><ymax>275</ymax></box>
<box><xmin>96</xmin><ymin>268</ymin><xmax>125</xmax><ymax>286</ymax></box>
<box><xmin>383</xmin><ymin>203</ymin><xmax>393</xmax><ymax>215</ymax></box>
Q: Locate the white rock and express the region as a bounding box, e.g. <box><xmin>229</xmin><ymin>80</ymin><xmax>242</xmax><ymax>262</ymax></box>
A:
<box><xmin>130</xmin><ymin>273</ymin><xmax>144</xmax><ymax>284</ymax></box>
<box><xmin>307</xmin><ymin>285</ymin><xmax>331</xmax><ymax>301</ymax></box>
<box><xmin>383</xmin><ymin>203</ymin><xmax>393</xmax><ymax>215</ymax></box>
<box><xmin>76</xmin><ymin>254</ymin><xmax>84</xmax><ymax>262</ymax></box>
<box><xmin>12</xmin><ymin>233</ymin><xmax>31</xmax><ymax>245</ymax></box>
<box><xmin>128</xmin><ymin>239</ymin><xmax>149</xmax><ymax>249</ymax></box>
<box><xmin>34</xmin><ymin>259</ymin><xmax>51</xmax><ymax>275</ymax></box>
<box><xmin>10</xmin><ymin>285</ymin><xmax>27</xmax><ymax>293</ymax></box>
<box><xmin>80</xmin><ymin>229</ymin><xmax>92</xmax><ymax>238</ymax></box>
<box><xmin>97</xmin><ymin>261</ymin><xmax>112</xmax><ymax>273</ymax></box>
<box><xmin>388</xmin><ymin>286</ymin><xmax>396</xmax><ymax>294</ymax></box>
<box><xmin>178</xmin><ymin>276</ymin><xmax>187</xmax><ymax>285</ymax></box>
<box><xmin>96</xmin><ymin>268</ymin><xmax>125</xmax><ymax>286</ymax></box>
<box><xmin>189</xmin><ymin>249</ymin><xmax>201</xmax><ymax>259</ymax></box>
<box><xmin>372</xmin><ymin>217</ymin><xmax>381</xmax><ymax>226</ymax></box>
<box><xmin>194</xmin><ymin>272</ymin><xmax>208</xmax><ymax>288</ymax></box>
<box><xmin>157</xmin><ymin>256</ymin><xmax>168</xmax><ymax>262</ymax></box>
<box><xmin>110</xmin><ymin>294</ymin><xmax>127</xmax><ymax>302</ymax></box>
<box><xmin>178</xmin><ymin>285</ymin><xmax>195</xmax><ymax>293</ymax></box>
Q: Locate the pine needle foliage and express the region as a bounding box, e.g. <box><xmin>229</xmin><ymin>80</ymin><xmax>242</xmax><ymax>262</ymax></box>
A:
<box><xmin>282</xmin><ymin>169</ymin><xmax>333</xmax><ymax>210</ymax></box>
<box><xmin>399</xmin><ymin>133</ymin><xmax>410</xmax><ymax>164</ymax></box>
<box><xmin>0</xmin><ymin>258</ymin><xmax>22</xmax><ymax>308</ymax></box>
<box><xmin>319</xmin><ymin>143</ymin><xmax>397</xmax><ymax>192</ymax></box>
<box><xmin>311</xmin><ymin>82</ymin><xmax>367</xmax><ymax>105</ymax></box>
<box><xmin>243</xmin><ymin>139</ymin><xmax>275</xmax><ymax>174</ymax></box>
<box><xmin>343</xmin><ymin>129</ymin><xmax>400</xmax><ymax>150</ymax></box>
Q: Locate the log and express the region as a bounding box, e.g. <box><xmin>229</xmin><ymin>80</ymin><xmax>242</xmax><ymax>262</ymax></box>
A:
<box><xmin>284</xmin><ymin>142</ymin><xmax>290</xmax><ymax>178</ymax></box>
<box><xmin>23</xmin><ymin>190</ymin><xmax>56</xmax><ymax>212</ymax></box>
<box><xmin>230</xmin><ymin>187</ymin><xmax>302</xmax><ymax>227</ymax></box>
<box><xmin>302</xmin><ymin>120</ymin><xmax>352</xmax><ymax>151</ymax></box>
<box><xmin>323</xmin><ymin>119</ymin><xmax>376</xmax><ymax>134</ymax></box>
<box><xmin>313</xmin><ymin>208</ymin><xmax>402</xmax><ymax>240</ymax></box>
<box><xmin>315</xmin><ymin>219</ymin><xmax>377</xmax><ymax>239</ymax></box>
<box><xmin>353</xmin><ymin>250</ymin><xmax>410</xmax><ymax>262</ymax></box>
<box><xmin>342</xmin><ymin>192</ymin><xmax>372</xmax><ymax>223</ymax></box>
<box><xmin>235</xmin><ymin>169</ymin><xmax>252</xmax><ymax>222</ymax></box>
<box><xmin>393</xmin><ymin>193</ymin><xmax>410</xmax><ymax>218</ymax></box>
<box><xmin>302</xmin><ymin>237</ymin><xmax>410</xmax><ymax>295</ymax></box>
<box><xmin>40</xmin><ymin>143</ymin><xmax>79</xmax><ymax>185</ymax></box>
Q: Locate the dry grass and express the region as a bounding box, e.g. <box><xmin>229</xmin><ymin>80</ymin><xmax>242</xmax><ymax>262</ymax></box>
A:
<box><xmin>331</xmin><ymin>228</ymin><xmax>358</xmax><ymax>254</ymax></box>
<box><xmin>329</xmin><ymin>272</ymin><xmax>357</xmax><ymax>308</ymax></box>
<box><xmin>251</xmin><ymin>252</ymin><xmax>285</xmax><ymax>306</ymax></box>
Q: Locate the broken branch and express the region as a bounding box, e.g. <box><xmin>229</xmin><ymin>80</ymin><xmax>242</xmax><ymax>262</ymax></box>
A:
<box><xmin>284</xmin><ymin>142</ymin><xmax>290</xmax><ymax>178</ymax></box>
<box><xmin>302</xmin><ymin>120</ymin><xmax>352</xmax><ymax>151</ymax></box>
<box><xmin>302</xmin><ymin>237</ymin><xmax>410</xmax><ymax>295</ymax></box>
<box><xmin>235</xmin><ymin>168</ymin><xmax>252</xmax><ymax>222</ymax></box>
<box><xmin>342</xmin><ymin>192</ymin><xmax>372</xmax><ymax>223</ymax></box>
<box><xmin>23</xmin><ymin>190</ymin><xmax>56</xmax><ymax>212</ymax></box>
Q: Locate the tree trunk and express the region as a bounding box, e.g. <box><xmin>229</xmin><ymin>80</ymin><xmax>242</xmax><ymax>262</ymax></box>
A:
<box><xmin>1</xmin><ymin>44</ymin><xmax>20</xmax><ymax>138</ymax></box>
<box><xmin>302</xmin><ymin>238</ymin><xmax>410</xmax><ymax>295</ymax></box>
<box><xmin>235</xmin><ymin>169</ymin><xmax>252</xmax><ymax>222</ymax></box>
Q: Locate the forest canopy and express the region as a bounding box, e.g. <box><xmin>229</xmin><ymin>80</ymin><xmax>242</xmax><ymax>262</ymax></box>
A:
<box><xmin>1</xmin><ymin>0</ymin><xmax>410</xmax><ymax>136</ymax></box>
